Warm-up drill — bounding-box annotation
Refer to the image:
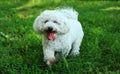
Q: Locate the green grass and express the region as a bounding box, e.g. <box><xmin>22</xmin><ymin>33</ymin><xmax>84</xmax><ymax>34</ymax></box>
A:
<box><xmin>0</xmin><ymin>0</ymin><xmax>120</xmax><ymax>74</ymax></box>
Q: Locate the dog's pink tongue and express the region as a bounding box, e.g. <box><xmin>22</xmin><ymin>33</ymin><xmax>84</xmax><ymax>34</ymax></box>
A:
<box><xmin>47</xmin><ymin>32</ymin><xmax>56</xmax><ymax>41</ymax></box>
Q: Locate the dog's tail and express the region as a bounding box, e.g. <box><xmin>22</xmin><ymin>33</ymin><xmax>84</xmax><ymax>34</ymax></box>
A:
<box><xmin>57</xmin><ymin>8</ymin><xmax>78</xmax><ymax>20</ymax></box>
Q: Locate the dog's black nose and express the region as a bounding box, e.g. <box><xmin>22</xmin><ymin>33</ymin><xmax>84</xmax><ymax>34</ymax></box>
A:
<box><xmin>48</xmin><ymin>27</ymin><xmax>53</xmax><ymax>31</ymax></box>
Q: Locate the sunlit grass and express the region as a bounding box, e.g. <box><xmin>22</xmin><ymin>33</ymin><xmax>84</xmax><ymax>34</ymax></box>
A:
<box><xmin>16</xmin><ymin>0</ymin><xmax>42</xmax><ymax>10</ymax></box>
<box><xmin>15</xmin><ymin>0</ymin><xmax>62</xmax><ymax>10</ymax></box>
<box><xmin>101</xmin><ymin>6</ymin><xmax>120</xmax><ymax>11</ymax></box>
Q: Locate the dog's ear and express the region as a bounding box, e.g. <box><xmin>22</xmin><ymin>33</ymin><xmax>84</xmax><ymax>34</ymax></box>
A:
<box><xmin>33</xmin><ymin>16</ymin><xmax>42</xmax><ymax>34</ymax></box>
<box><xmin>65</xmin><ymin>20</ymin><xmax>70</xmax><ymax>33</ymax></box>
<box><xmin>60</xmin><ymin>19</ymin><xmax>70</xmax><ymax>34</ymax></box>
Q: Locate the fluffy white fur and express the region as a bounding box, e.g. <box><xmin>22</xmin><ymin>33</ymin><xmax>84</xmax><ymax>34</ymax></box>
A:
<box><xmin>33</xmin><ymin>8</ymin><xmax>84</xmax><ymax>65</ymax></box>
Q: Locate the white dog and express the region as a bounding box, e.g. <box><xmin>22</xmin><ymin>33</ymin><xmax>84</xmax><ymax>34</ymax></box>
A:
<box><xmin>33</xmin><ymin>8</ymin><xmax>84</xmax><ymax>65</ymax></box>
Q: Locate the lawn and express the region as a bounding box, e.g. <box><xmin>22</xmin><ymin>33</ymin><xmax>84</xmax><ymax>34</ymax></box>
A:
<box><xmin>0</xmin><ymin>0</ymin><xmax>120</xmax><ymax>74</ymax></box>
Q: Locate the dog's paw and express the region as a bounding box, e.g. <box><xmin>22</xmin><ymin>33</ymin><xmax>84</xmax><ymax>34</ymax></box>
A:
<box><xmin>46</xmin><ymin>58</ymin><xmax>55</xmax><ymax>66</ymax></box>
<box><xmin>70</xmin><ymin>51</ymin><xmax>80</xmax><ymax>56</ymax></box>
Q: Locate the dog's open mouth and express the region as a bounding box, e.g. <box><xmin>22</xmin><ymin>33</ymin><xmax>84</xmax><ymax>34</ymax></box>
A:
<box><xmin>46</xmin><ymin>31</ymin><xmax>56</xmax><ymax>41</ymax></box>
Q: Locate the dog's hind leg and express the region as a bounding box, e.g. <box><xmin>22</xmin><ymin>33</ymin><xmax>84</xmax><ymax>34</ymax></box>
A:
<box><xmin>69</xmin><ymin>38</ymin><xmax>82</xmax><ymax>56</ymax></box>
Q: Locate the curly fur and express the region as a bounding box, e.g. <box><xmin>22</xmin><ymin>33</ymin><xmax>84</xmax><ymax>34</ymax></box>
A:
<box><xmin>33</xmin><ymin>8</ymin><xmax>84</xmax><ymax>65</ymax></box>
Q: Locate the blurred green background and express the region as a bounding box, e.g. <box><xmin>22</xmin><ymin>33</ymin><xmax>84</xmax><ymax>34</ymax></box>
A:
<box><xmin>0</xmin><ymin>0</ymin><xmax>120</xmax><ymax>74</ymax></box>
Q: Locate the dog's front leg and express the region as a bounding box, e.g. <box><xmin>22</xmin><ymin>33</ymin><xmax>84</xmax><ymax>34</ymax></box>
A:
<box><xmin>43</xmin><ymin>49</ymin><xmax>55</xmax><ymax>65</ymax></box>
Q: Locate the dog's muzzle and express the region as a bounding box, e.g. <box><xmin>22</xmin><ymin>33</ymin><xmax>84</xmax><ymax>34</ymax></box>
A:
<box><xmin>47</xmin><ymin>27</ymin><xmax>53</xmax><ymax>32</ymax></box>
<box><xmin>45</xmin><ymin>26</ymin><xmax>56</xmax><ymax>41</ymax></box>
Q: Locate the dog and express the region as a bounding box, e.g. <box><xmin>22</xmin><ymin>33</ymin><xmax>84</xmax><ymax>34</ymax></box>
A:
<box><xmin>33</xmin><ymin>8</ymin><xmax>84</xmax><ymax>65</ymax></box>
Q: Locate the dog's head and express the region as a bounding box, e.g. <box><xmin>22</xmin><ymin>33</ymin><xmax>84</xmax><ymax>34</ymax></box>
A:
<box><xmin>33</xmin><ymin>10</ymin><xmax>70</xmax><ymax>41</ymax></box>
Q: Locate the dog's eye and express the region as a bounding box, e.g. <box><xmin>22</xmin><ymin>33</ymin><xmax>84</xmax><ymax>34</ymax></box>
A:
<box><xmin>53</xmin><ymin>21</ymin><xmax>58</xmax><ymax>23</ymax></box>
<box><xmin>53</xmin><ymin>21</ymin><xmax>60</xmax><ymax>25</ymax></box>
<box><xmin>44</xmin><ymin>20</ymin><xmax>48</xmax><ymax>23</ymax></box>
